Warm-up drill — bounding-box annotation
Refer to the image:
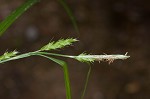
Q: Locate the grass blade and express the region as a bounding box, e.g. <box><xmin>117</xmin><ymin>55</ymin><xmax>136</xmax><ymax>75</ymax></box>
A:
<box><xmin>36</xmin><ymin>54</ymin><xmax>72</xmax><ymax>99</ymax></box>
<box><xmin>0</xmin><ymin>52</ymin><xmax>72</xmax><ymax>99</ymax></box>
<box><xmin>58</xmin><ymin>0</ymin><xmax>79</xmax><ymax>34</ymax></box>
<box><xmin>0</xmin><ymin>0</ymin><xmax>40</xmax><ymax>36</ymax></box>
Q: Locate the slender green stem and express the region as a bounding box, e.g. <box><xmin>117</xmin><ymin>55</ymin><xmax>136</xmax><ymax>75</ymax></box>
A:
<box><xmin>36</xmin><ymin>51</ymin><xmax>72</xmax><ymax>58</ymax></box>
<box><xmin>0</xmin><ymin>52</ymin><xmax>36</xmax><ymax>63</ymax></box>
<box><xmin>0</xmin><ymin>51</ymin><xmax>71</xmax><ymax>64</ymax></box>
<box><xmin>81</xmin><ymin>65</ymin><xmax>91</xmax><ymax>99</ymax></box>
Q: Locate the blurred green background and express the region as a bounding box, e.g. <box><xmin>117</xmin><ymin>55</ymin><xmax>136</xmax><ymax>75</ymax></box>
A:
<box><xmin>0</xmin><ymin>0</ymin><xmax>150</xmax><ymax>99</ymax></box>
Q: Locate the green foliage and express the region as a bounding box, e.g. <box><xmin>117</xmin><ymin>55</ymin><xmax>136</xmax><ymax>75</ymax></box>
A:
<box><xmin>0</xmin><ymin>0</ymin><xmax>79</xmax><ymax>36</ymax></box>
<box><xmin>0</xmin><ymin>0</ymin><xmax>40</xmax><ymax>36</ymax></box>
<box><xmin>58</xmin><ymin>0</ymin><xmax>79</xmax><ymax>34</ymax></box>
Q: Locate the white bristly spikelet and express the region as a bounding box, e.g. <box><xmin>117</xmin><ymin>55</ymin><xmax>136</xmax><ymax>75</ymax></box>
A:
<box><xmin>73</xmin><ymin>52</ymin><xmax>130</xmax><ymax>64</ymax></box>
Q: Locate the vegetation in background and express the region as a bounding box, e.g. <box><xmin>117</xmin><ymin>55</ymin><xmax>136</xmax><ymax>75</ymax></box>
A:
<box><xmin>0</xmin><ymin>0</ymin><xmax>130</xmax><ymax>99</ymax></box>
<box><xmin>0</xmin><ymin>0</ymin><xmax>79</xmax><ymax>36</ymax></box>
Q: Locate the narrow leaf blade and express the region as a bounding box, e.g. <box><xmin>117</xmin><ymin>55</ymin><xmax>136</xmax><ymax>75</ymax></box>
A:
<box><xmin>0</xmin><ymin>0</ymin><xmax>40</xmax><ymax>36</ymax></box>
<box><xmin>58</xmin><ymin>0</ymin><xmax>79</xmax><ymax>34</ymax></box>
<box><xmin>36</xmin><ymin>54</ymin><xmax>72</xmax><ymax>99</ymax></box>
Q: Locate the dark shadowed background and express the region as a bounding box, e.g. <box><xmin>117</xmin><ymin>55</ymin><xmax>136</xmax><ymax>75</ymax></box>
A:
<box><xmin>0</xmin><ymin>0</ymin><xmax>150</xmax><ymax>99</ymax></box>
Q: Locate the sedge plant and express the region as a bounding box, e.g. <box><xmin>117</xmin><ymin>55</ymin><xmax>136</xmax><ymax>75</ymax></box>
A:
<box><xmin>0</xmin><ymin>38</ymin><xmax>130</xmax><ymax>99</ymax></box>
<box><xmin>0</xmin><ymin>0</ymin><xmax>130</xmax><ymax>99</ymax></box>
